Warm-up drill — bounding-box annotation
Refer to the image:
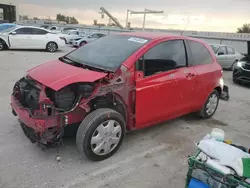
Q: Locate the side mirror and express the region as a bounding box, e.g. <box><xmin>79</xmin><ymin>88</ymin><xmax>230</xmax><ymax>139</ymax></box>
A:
<box><xmin>10</xmin><ymin>31</ymin><xmax>17</xmax><ymax>35</ymax></box>
<box><xmin>218</xmin><ymin>52</ymin><xmax>224</xmax><ymax>56</ymax></box>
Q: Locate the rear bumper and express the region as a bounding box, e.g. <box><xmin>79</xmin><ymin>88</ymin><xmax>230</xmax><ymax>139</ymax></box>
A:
<box><xmin>220</xmin><ymin>85</ymin><xmax>229</xmax><ymax>101</ymax></box>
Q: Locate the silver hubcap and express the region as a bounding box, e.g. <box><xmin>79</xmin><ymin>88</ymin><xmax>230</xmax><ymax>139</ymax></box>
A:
<box><xmin>206</xmin><ymin>94</ymin><xmax>218</xmax><ymax>115</ymax></box>
<box><xmin>48</xmin><ymin>43</ymin><xmax>57</xmax><ymax>52</ymax></box>
<box><xmin>91</xmin><ymin>120</ymin><xmax>122</xmax><ymax>156</ymax></box>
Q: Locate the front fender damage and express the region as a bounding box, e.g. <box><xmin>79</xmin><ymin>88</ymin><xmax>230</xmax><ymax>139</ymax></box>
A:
<box><xmin>12</xmin><ymin>65</ymin><xmax>134</xmax><ymax>147</ymax></box>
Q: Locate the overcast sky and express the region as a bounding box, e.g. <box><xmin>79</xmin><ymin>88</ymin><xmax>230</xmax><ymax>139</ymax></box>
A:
<box><xmin>14</xmin><ymin>0</ymin><xmax>250</xmax><ymax>32</ymax></box>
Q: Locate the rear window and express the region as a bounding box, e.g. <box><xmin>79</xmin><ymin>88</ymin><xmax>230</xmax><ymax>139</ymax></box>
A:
<box><xmin>188</xmin><ymin>40</ymin><xmax>213</xmax><ymax>66</ymax></box>
<box><xmin>65</xmin><ymin>35</ymin><xmax>151</xmax><ymax>72</ymax></box>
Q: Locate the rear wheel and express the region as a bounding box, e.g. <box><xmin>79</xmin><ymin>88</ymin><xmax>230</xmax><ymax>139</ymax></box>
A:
<box><xmin>76</xmin><ymin>108</ymin><xmax>125</xmax><ymax>161</ymax></box>
<box><xmin>46</xmin><ymin>42</ymin><xmax>58</xmax><ymax>52</ymax></box>
<box><xmin>198</xmin><ymin>90</ymin><xmax>219</xmax><ymax>119</ymax></box>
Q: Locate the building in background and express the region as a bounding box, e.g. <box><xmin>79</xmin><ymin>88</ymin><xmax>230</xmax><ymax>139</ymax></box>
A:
<box><xmin>0</xmin><ymin>0</ymin><xmax>19</xmax><ymax>23</ymax></box>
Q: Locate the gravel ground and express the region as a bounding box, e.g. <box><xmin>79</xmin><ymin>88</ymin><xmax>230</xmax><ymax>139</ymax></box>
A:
<box><xmin>0</xmin><ymin>47</ymin><xmax>250</xmax><ymax>188</ymax></box>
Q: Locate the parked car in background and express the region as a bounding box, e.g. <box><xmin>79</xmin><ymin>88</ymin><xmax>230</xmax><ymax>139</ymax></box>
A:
<box><xmin>69</xmin><ymin>37</ymin><xmax>85</xmax><ymax>45</ymax></box>
<box><xmin>47</xmin><ymin>26</ymin><xmax>79</xmax><ymax>33</ymax></box>
<box><xmin>0</xmin><ymin>23</ymin><xmax>17</xmax><ymax>32</ymax></box>
<box><xmin>59</xmin><ymin>30</ymin><xmax>86</xmax><ymax>44</ymax></box>
<box><xmin>11</xmin><ymin>32</ymin><xmax>227</xmax><ymax>161</ymax></box>
<box><xmin>233</xmin><ymin>55</ymin><xmax>250</xmax><ymax>84</ymax></box>
<box><xmin>0</xmin><ymin>25</ymin><xmax>65</xmax><ymax>52</ymax></box>
<box><xmin>210</xmin><ymin>44</ymin><xmax>243</xmax><ymax>70</ymax></box>
<box><xmin>72</xmin><ymin>32</ymin><xmax>107</xmax><ymax>47</ymax></box>
<box><xmin>40</xmin><ymin>25</ymin><xmax>50</xmax><ymax>29</ymax></box>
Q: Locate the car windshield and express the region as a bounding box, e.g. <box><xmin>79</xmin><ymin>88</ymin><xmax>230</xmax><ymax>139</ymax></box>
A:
<box><xmin>64</xmin><ymin>35</ymin><xmax>151</xmax><ymax>72</ymax></box>
<box><xmin>0</xmin><ymin>25</ymin><xmax>18</xmax><ymax>33</ymax></box>
<box><xmin>210</xmin><ymin>44</ymin><xmax>220</xmax><ymax>54</ymax></box>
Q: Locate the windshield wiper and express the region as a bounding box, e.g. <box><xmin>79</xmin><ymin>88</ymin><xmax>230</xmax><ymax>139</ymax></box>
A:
<box><xmin>59</xmin><ymin>56</ymin><xmax>108</xmax><ymax>72</ymax></box>
<box><xmin>58</xmin><ymin>56</ymin><xmax>76</xmax><ymax>64</ymax></box>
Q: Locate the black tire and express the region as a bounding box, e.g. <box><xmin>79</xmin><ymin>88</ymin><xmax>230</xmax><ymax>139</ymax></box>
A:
<box><xmin>230</xmin><ymin>60</ymin><xmax>238</xmax><ymax>71</ymax></box>
<box><xmin>233</xmin><ymin>77</ymin><xmax>240</xmax><ymax>84</ymax></box>
<box><xmin>46</xmin><ymin>42</ymin><xmax>58</xmax><ymax>52</ymax></box>
<box><xmin>0</xmin><ymin>40</ymin><xmax>6</xmax><ymax>51</ymax></box>
<box><xmin>76</xmin><ymin>108</ymin><xmax>126</xmax><ymax>161</ymax></box>
<box><xmin>198</xmin><ymin>90</ymin><xmax>219</xmax><ymax>119</ymax></box>
<box><xmin>80</xmin><ymin>41</ymin><xmax>87</xmax><ymax>47</ymax></box>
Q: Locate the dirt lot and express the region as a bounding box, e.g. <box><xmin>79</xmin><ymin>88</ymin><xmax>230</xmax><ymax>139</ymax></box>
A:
<box><xmin>0</xmin><ymin>47</ymin><xmax>250</xmax><ymax>188</ymax></box>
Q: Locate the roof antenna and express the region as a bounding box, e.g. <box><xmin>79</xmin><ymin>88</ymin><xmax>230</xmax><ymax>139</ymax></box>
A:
<box><xmin>181</xmin><ymin>16</ymin><xmax>190</xmax><ymax>36</ymax></box>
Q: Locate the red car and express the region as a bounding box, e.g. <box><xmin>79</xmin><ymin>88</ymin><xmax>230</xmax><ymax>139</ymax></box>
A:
<box><xmin>11</xmin><ymin>32</ymin><xmax>225</xmax><ymax>161</ymax></box>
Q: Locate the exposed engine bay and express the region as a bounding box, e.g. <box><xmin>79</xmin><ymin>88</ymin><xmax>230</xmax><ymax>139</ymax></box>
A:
<box><xmin>11</xmin><ymin>67</ymin><xmax>128</xmax><ymax>147</ymax></box>
<box><xmin>14</xmin><ymin>76</ymin><xmax>94</xmax><ymax>114</ymax></box>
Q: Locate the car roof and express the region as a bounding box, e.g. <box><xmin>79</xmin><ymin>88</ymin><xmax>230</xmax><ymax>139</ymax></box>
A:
<box><xmin>15</xmin><ymin>25</ymin><xmax>50</xmax><ymax>32</ymax></box>
<box><xmin>119</xmin><ymin>32</ymin><xmax>202</xmax><ymax>41</ymax></box>
<box><xmin>209</xmin><ymin>43</ymin><xmax>233</xmax><ymax>48</ymax></box>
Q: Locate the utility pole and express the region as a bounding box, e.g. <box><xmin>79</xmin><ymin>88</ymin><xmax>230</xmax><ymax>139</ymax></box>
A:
<box><xmin>126</xmin><ymin>9</ymin><xmax>164</xmax><ymax>31</ymax></box>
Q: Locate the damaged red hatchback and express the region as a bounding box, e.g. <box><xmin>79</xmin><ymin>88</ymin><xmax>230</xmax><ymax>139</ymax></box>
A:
<box><xmin>11</xmin><ymin>32</ymin><xmax>225</xmax><ymax>161</ymax></box>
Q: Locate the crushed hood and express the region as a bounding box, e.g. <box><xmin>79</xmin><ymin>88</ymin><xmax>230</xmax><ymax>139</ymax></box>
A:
<box><xmin>27</xmin><ymin>60</ymin><xmax>108</xmax><ymax>91</ymax></box>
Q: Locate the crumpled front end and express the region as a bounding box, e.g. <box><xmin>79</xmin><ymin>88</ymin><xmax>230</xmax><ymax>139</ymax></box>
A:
<box><xmin>11</xmin><ymin>76</ymin><xmax>90</xmax><ymax>145</ymax></box>
<box><xmin>11</xmin><ymin>77</ymin><xmax>64</xmax><ymax>145</ymax></box>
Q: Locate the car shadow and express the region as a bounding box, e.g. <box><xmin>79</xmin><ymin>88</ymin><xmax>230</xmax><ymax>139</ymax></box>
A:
<box><xmin>36</xmin><ymin>113</ymin><xmax>227</xmax><ymax>162</ymax></box>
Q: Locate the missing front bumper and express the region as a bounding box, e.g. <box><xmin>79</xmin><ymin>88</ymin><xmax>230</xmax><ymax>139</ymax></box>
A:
<box><xmin>19</xmin><ymin>121</ymin><xmax>61</xmax><ymax>146</ymax></box>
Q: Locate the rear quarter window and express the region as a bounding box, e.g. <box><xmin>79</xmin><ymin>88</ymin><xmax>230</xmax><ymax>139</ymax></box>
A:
<box><xmin>187</xmin><ymin>40</ymin><xmax>213</xmax><ymax>66</ymax></box>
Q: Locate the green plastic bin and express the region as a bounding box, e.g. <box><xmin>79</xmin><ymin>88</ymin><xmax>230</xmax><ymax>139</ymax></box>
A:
<box><xmin>185</xmin><ymin>150</ymin><xmax>250</xmax><ymax>188</ymax></box>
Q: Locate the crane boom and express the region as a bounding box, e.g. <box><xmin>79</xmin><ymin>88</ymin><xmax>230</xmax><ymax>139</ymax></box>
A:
<box><xmin>100</xmin><ymin>7</ymin><xmax>124</xmax><ymax>29</ymax></box>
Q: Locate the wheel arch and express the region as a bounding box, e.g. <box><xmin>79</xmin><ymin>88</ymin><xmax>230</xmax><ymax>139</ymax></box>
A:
<box><xmin>0</xmin><ymin>37</ymin><xmax>9</xmax><ymax>48</ymax></box>
<box><xmin>87</xmin><ymin>93</ymin><xmax>128</xmax><ymax>126</ymax></box>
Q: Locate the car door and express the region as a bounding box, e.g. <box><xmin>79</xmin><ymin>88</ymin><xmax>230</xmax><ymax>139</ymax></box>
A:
<box><xmin>216</xmin><ymin>46</ymin><xmax>228</xmax><ymax>68</ymax></box>
<box><xmin>226</xmin><ymin>46</ymin><xmax>237</xmax><ymax>67</ymax></box>
<box><xmin>29</xmin><ymin>28</ymin><xmax>49</xmax><ymax>48</ymax></box>
<box><xmin>135</xmin><ymin>39</ymin><xmax>196</xmax><ymax>129</ymax></box>
<box><xmin>186</xmin><ymin>40</ymin><xmax>216</xmax><ymax>110</ymax></box>
<box><xmin>8</xmin><ymin>27</ymin><xmax>33</xmax><ymax>48</ymax></box>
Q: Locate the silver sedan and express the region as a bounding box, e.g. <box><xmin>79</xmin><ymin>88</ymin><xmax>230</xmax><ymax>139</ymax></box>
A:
<box><xmin>210</xmin><ymin>44</ymin><xmax>244</xmax><ymax>70</ymax></box>
<box><xmin>72</xmin><ymin>33</ymin><xmax>107</xmax><ymax>47</ymax></box>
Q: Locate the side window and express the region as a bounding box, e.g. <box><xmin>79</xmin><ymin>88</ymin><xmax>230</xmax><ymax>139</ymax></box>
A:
<box><xmin>91</xmin><ymin>34</ymin><xmax>99</xmax><ymax>38</ymax></box>
<box><xmin>218</xmin><ymin>46</ymin><xmax>227</xmax><ymax>55</ymax></box>
<box><xmin>50</xmin><ymin>27</ymin><xmax>57</xmax><ymax>30</ymax></box>
<box><xmin>69</xmin><ymin>31</ymin><xmax>78</xmax><ymax>35</ymax></box>
<box><xmin>136</xmin><ymin>40</ymin><xmax>187</xmax><ymax>77</ymax></box>
<box><xmin>31</xmin><ymin>28</ymin><xmax>48</xmax><ymax>35</ymax></box>
<box><xmin>15</xmin><ymin>28</ymin><xmax>33</xmax><ymax>34</ymax></box>
<box><xmin>188</xmin><ymin>40</ymin><xmax>213</xmax><ymax>66</ymax></box>
<box><xmin>227</xmin><ymin>47</ymin><xmax>235</xmax><ymax>54</ymax></box>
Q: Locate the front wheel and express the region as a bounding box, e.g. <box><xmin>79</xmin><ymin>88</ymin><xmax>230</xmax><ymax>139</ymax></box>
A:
<box><xmin>0</xmin><ymin>40</ymin><xmax>6</xmax><ymax>51</ymax></box>
<box><xmin>198</xmin><ymin>90</ymin><xmax>219</xmax><ymax>119</ymax></box>
<box><xmin>46</xmin><ymin>42</ymin><xmax>58</xmax><ymax>52</ymax></box>
<box><xmin>76</xmin><ymin>108</ymin><xmax>126</xmax><ymax>161</ymax></box>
